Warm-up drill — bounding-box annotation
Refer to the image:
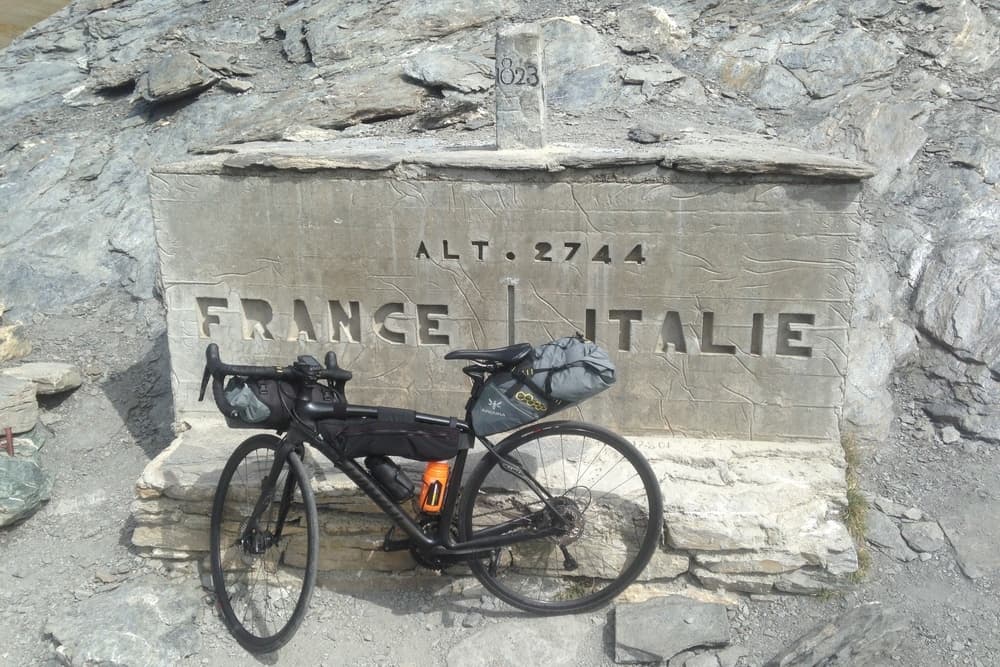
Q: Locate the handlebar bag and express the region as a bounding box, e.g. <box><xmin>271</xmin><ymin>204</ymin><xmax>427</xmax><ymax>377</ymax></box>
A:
<box><xmin>221</xmin><ymin>377</ymin><xmax>340</xmax><ymax>430</ymax></box>
<box><xmin>470</xmin><ymin>334</ymin><xmax>616</xmax><ymax>436</ymax></box>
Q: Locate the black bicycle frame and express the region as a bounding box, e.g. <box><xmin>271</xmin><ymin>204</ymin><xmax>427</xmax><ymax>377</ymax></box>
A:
<box><xmin>239</xmin><ymin>360</ymin><xmax>574</xmax><ymax>560</ymax></box>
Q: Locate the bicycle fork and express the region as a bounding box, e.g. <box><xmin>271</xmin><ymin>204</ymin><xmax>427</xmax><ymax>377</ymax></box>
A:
<box><xmin>241</xmin><ymin>439</ymin><xmax>302</xmax><ymax>551</ymax></box>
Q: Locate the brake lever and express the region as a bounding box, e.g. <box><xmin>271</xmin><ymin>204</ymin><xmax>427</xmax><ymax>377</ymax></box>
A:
<box><xmin>198</xmin><ymin>364</ymin><xmax>211</xmax><ymax>401</ymax></box>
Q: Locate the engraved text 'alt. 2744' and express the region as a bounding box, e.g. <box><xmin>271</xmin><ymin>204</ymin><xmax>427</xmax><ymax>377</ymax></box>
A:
<box><xmin>195</xmin><ymin>296</ymin><xmax>817</xmax><ymax>358</ymax></box>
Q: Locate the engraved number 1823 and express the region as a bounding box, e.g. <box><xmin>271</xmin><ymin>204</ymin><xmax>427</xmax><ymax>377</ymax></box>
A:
<box><xmin>497</xmin><ymin>58</ymin><xmax>539</xmax><ymax>87</ymax></box>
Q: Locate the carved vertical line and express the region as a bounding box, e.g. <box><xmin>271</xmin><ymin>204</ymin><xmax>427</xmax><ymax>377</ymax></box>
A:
<box><xmin>507</xmin><ymin>284</ymin><xmax>516</xmax><ymax>345</ymax></box>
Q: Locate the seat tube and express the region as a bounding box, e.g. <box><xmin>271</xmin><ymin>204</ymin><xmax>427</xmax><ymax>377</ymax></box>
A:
<box><xmin>438</xmin><ymin>447</ymin><xmax>469</xmax><ymax>544</ymax></box>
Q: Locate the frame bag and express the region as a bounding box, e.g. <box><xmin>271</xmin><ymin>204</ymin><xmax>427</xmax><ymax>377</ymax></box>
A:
<box><xmin>471</xmin><ymin>334</ymin><xmax>616</xmax><ymax>436</ymax></box>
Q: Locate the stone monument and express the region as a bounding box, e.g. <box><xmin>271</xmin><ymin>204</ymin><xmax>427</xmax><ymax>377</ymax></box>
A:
<box><xmin>135</xmin><ymin>25</ymin><xmax>874</xmax><ymax>594</ymax></box>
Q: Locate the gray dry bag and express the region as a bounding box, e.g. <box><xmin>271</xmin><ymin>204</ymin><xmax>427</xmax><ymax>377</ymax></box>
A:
<box><xmin>470</xmin><ymin>334</ymin><xmax>616</xmax><ymax>436</ymax></box>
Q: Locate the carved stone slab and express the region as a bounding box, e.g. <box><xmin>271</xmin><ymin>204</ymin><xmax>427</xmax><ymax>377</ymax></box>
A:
<box><xmin>151</xmin><ymin>141</ymin><xmax>865</xmax><ymax>442</ymax></box>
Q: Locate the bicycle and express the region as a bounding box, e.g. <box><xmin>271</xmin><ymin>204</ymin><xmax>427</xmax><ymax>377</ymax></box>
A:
<box><xmin>199</xmin><ymin>340</ymin><xmax>663</xmax><ymax>653</ymax></box>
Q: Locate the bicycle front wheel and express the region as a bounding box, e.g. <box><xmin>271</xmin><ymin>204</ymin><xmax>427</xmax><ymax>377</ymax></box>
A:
<box><xmin>458</xmin><ymin>421</ymin><xmax>663</xmax><ymax>614</ymax></box>
<box><xmin>209</xmin><ymin>434</ymin><xmax>318</xmax><ymax>653</ymax></box>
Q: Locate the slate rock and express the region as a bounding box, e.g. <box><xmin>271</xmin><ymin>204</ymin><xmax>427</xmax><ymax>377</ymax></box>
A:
<box><xmin>778</xmin><ymin>29</ymin><xmax>902</xmax><ymax>98</ymax></box>
<box><xmin>45</xmin><ymin>576</ymin><xmax>202</xmax><ymax>665</ymax></box>
<box><xmin>749</xmin><ymin>64</ymin><xmax>807</xmax><ymax>110</ymax></box>
<box><xmin>0</xmin><ymin>437</ymin><xmax>52</xmax><ymax>527</ymax></box>
<box><xmin>616</xmin><ymin>5</ymin><xmax>691</xmax><ymax>56</ymax></box>
<box><xmin>622</xmin><ymin>64</ymin><xmax>686</xmax><ymax>86</ymax></box>
<box><xmin>0</xmin><ymin>375</ymin><xmax>38</xmax><ymax>434</ymax></box>
<box><xmin>403</xmin><ymin>50</ymin><xmax>494</xmax><ymax>93</ymax></box>
<box><xmin>900</xmin><ymin>521</ymin><xmax>946</xmax><ymax>553</ymax></box>
<box><xmin>542</xmin><ymin>17</ymin><xmax>621</xmax><ymax>111</ymax></box>
<box><xmin>213</xmin><ymin>63</ymin><xmax>427</xmax><ymax>144</ymax></box>
<box><xmin>764</xmin><ymin>604</ymin><xmax>906</xmax><ymax>667</ymax></box>
<box><xmin>411</xmin><ymin>97</ymin><xmax>486</xmax><ymax>131</ymax></box>
<box><xmin>615</xmin><ymin>595</ymin><xmax>730</xmax><ymax>663</ymax></box>
<box><xmin>1</xmin><ymin>362</ymin><xmax>82</xmax><ymax>395</ymax></box>
<box><xmin>137</xmin><ymin>53</ymin><xmax>219</xmax><ymax>104</ymax></box>
<box><xmin>915</xmin><ymin>240</ymin><xmax>1000</xmax><ymax>374</ymax></box>
<box><xmin>218</xmin><ymin>78</ymin><xmax>253</xmax><ymax>93</ymax></box>
<box><xmin>939</xmin><ymin>496</ymin><xmax>1000</xmax><ymax>579</ymax></box>
<box><xmin>865</xmin><ymin>510</ymin><xmax>917</xmax><ymax>561</ymax></box>
<box><xmin>0</xmin><ymin>324</ymin><xmax>31</xmax><ymax>363</ymax></box>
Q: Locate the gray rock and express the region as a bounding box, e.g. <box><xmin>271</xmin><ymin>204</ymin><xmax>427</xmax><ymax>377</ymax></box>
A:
<box><xmin>542</xmin><ymin>17</ymin><xmax>621</xmax><ymax>111</ymax></box>
<box><xmin>748</xmin><ymin>65</ymin><xmax>808</xmax><ymax>110</ymax></box>
<box><xmin>615</xmin><ymin>596</ymin><xmax>730</xmax><ymax>663</ymax></box>
<box><xmin>778</xmin><ymin>29</ymin><xmax>902</xmax><ymax>99</ymax></box>
<box><xmin>403</xmin><ymin>50</ymin><xmax>493</xmax><ymax>93</ymax></box>
<box><xmin>622</xmin><ymin>64</ymin><xmax>686</xmax><ymax>86</ymax></box>
<box><xmin>865</xmin><ymin>510</ymin><xmax>917</xmax><ymax>562</ymax></box>
<box><xmin>137</xmin><ymin>53</ymin><xmax>219</xmax><ymax>104</ymax></box>
<box><xmin>915</xmin><ymin>240</ymin><xmax>1000</xmax><ymax>375</ymax></box>
<box><xmin>0</xmin><ymin>375</ymin><xmax>38</xmax><ymax>434</ymax></box>
<box><xmin>45</xmin><ymin>576</ymin><xmax>202</xmax><ymax>665</ymax></box>
<box><xmin>764</xmin><ymin>604</ymin><xmax>906</xmax><ymax>667</ymax></box>
<box><xmin>190</xmin><ymin>49</ymin><xmax>257</xmax><ymax>76</ymax></box>
<box><xmin>0</xmin><ymin>437</ymin><xmax>52</xmax><ymax>527</ymax></box>
<box><xmin>412</xmin><ymin>97</ymin><xmax>487</xmax><ymax>131</ymax></box>
<box><xmin>446</xmin><ymin>616</ymin><xmax>591</xmax><ymax>666</ymax></box>
<box><xmin>941</xmin><ymin>426</ymin><xmax>962</xmax><ymax>445</ymax></box>
<box><xmin>684</xmin><ymin>653</ymin><xmax>721</xmax><ymax>667</ymax></box>
<box><xmin>218</xmin><ymin>78</ymin><xmax>253</xmax><ymax>94</ymax></box>
<box><xmin>900</xmin><ymin>521</ymin><xmax>946</xmax><ymax>553</ymax></box>
<box><xmin>0</xmin><ymin>362</ymin><xmax>82</xmax><ymax>395</ymax></box>
<box><xmin>939</xmin><ymin>497</ymin><xmax>1000</xmax><ymax>579</ymax></box>
<box><xmin>616</xmin><ymin>5</ymin><xmax>691</xmax><ymax>56</ymax></box>
<box><xmin>214</xmin><ymin>63</ymin><xmax>427</xmax><ymax>144</ymax></box>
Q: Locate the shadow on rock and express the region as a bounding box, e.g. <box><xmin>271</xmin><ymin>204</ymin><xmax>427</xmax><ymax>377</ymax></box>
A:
<box><xmin>102</xmin><ymin>330</ymin><xmax>175</xmax><ymax>459</ymax></box>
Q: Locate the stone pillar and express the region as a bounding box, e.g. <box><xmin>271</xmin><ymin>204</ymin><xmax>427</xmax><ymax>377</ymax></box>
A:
<box><xmin>495</xmin><ymin>24</ymin><xmax>545</xmax><ymax>149</ymax></box>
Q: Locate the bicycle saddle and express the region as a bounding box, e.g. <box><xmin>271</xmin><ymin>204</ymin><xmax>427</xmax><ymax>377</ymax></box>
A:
<box><xmin>444</xmin><ymin>343</ymin><xmax>533</xmax><ymax>365</ymax></box>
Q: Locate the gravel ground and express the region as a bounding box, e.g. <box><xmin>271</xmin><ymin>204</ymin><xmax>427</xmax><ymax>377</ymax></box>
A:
<box><xmin>1</xmin><ymin>290</ymin><xmax>997</xmax><ymax>666</ymax></box>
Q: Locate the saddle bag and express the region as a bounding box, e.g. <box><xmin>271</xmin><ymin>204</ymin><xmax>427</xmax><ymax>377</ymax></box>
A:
<box><xmin>470</xmin><ymin>334</ymin><xmax>616</xmax><ymax>436</ymax></box>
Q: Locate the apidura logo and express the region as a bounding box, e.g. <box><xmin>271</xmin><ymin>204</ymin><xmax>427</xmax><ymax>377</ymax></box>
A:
<box><xmin>480</xmin><ymin>397</ymin><xmax>506</xmax><ymax>417</ymax></box>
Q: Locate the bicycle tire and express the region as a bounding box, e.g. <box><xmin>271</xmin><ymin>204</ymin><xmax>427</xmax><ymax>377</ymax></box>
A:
<box><xmin>209</xmin><ymin>434</ymin><xmax>318</xmax><ymax>653</ymax></box>
<box><xmin>458</xmin><ymin>421</ymin><xmax>663</xmax><ymax>614</ymax></box>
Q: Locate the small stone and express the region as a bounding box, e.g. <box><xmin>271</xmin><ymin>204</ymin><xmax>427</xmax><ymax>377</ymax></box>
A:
<box><xmin>940</xmin><ymin>426</ymin><xmax>960</xmax><ymax>444</ymax></box>
<box><xmin>461</xmin><ymin>612</ymin><xmax>483</xmax><ymax>628</ymax></box>
<box><xmin>902</xmin><ymin>507</ymin><xmax>923</xmax><ymax>521</ymax></box>
<box><xmin>919</xmin><ymin>552</ymin><xmax>933</xmax><ymax>561</ymax></box>
<box><xmin>1</xmin><ymin>362</ymin><xmax>83</xmax><ymax>395</ymax></box>
<box><xmin>951</xmin><ymin>641</ymin><xmax>964</xmax><ymax>652</ymax></box>
<box><xmin>137</xmin><ymin>53</ymin><xmax>219</xmax><ymax>104</ymax></box>
<box><xmin>219</xmin><ymin>78</ymin><xmax>253</xmax><ymax>93</ymax></box>
<box><xmin>0</xmin><ymin>375</ymin><xmax>38</xmax><ymax>434</ymax></box>
<box><xmin>901</xmin><ymin>521</ymin><xmax>947</xmax><ymax>553</ymax></box>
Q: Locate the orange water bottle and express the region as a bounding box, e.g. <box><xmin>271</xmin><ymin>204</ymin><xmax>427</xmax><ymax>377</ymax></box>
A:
<box><xmin>419</xmin><ymin>461</ymin><xmax>450</xmax><ymax>513</ymax></box>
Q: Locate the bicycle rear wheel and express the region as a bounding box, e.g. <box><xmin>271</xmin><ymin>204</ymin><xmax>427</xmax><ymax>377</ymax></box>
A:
<box><xmin>209</xmin><ymin>434</ymin><xmax>318</xmax><ymax>653</ymax></box>
<box><xmin>458</xmin><ymin>421</ymin><xmax>663</xmax><ymax>614</ymax></box>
